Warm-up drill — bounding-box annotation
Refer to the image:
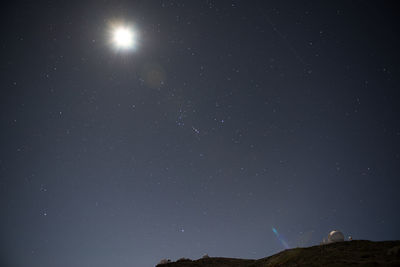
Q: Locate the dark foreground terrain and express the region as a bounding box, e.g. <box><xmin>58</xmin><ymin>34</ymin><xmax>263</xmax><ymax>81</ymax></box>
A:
<box><xmin>157</xmin><ymin>240</ymin><xmax>400</xmax><ymax>267</ymax></box>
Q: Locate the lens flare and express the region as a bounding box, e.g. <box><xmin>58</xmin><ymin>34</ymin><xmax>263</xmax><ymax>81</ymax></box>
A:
<box><xmin>272</xmin><ymin>227</ymin><xmax>290</xmax><ymax>249</ymax></box>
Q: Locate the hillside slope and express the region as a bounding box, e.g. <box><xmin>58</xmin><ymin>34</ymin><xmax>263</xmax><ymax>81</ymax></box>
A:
<box><xmin>157</xmin><ymin>240</ymin><xmax>400</xmax><ymax>267</ymax></box>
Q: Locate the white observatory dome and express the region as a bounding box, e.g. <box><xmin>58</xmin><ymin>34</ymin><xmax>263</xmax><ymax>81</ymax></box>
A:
<box><xmin>328</xmin><ymin>230</ymin><xmax>345</xmax><ymax>242</ymax></box>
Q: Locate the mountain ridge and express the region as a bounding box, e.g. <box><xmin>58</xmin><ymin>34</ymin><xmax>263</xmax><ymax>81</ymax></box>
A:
<box><xmin>156</xmin><ymin>240</ymin><xmax>400</xmax><ymax>267</ymax></box>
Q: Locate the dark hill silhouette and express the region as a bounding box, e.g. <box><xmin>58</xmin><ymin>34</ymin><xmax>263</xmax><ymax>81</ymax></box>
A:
<box><xmin>157</xmin><ymin>240</ymin><xmax>400</xmax><ymax>267</ymax></box>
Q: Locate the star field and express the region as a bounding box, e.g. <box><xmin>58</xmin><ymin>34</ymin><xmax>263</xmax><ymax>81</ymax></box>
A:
<box><xmin>1</xmin><ymin>1</ymin><xmax>400</xmax><ymax>267</ymax></box>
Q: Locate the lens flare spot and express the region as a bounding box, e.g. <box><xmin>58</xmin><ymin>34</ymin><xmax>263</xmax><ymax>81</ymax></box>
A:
<box><xmin>272</xmin><ymin>227</ymin><xmax>290</xmax><ymax>249</ymax></box>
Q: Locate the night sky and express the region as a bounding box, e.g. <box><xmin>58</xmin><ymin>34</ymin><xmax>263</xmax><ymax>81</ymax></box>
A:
<box><xmin>1</xmin><ymin>1</ymin><xmax>400</xmax><ymax>266</ymax></box>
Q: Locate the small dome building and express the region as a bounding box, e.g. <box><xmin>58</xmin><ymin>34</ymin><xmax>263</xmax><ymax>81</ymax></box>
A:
<box><xmin>328</xmin><ymin>230</ymin><xmax>345</xmax><ymax>242</ymax></box>
<box><xmin>322</xmin><ymin>230</ymin><xmax>345</xmax><ymax>244</ymax></box>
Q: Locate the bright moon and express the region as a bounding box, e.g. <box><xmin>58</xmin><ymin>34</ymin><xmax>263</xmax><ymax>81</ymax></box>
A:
<box><xmin>112</xmin><ymin>26</ymin><xmax>136</xmax><ymax>50</ymax></box>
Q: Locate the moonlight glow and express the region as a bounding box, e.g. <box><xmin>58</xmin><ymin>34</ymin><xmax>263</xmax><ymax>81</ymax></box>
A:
<box><xmin>112</xmin><ymin>26</ymin><xmax>136</xmax><ymax>50</ymax></box>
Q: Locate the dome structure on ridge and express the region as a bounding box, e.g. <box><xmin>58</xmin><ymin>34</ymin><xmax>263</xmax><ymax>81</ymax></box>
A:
<box><xmin>327</xmin><ymin>230</ymin><xmax>345</xmax><ymax>243</ymax></box>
